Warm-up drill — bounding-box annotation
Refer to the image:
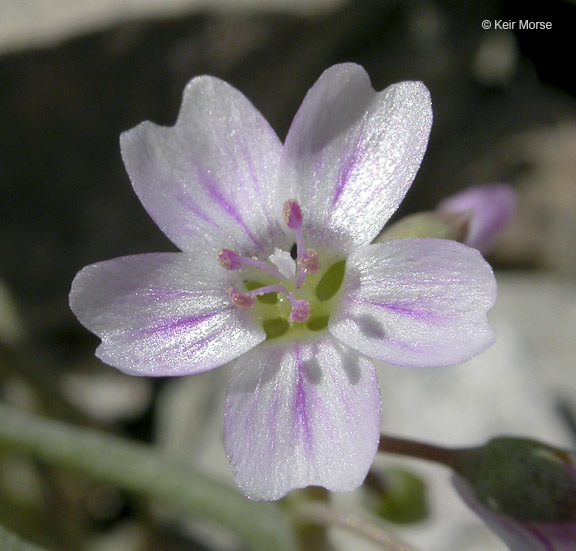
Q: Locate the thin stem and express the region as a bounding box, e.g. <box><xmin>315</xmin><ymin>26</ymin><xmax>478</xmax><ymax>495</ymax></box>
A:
<box><xmin>295</xmin><ymin>268</ymin><xmax>307</xmax><ymax>289</ymax></box>
<box><xmin>286</xmin><ymin>488</ymin><xmax>335</xmax><ymax>551</ymax></box>
<box><xmin>293</xmin><ymin>226</ymin><xmax>306</xmax><ymax>288</ymax></box>
<box><xmin>34</xmin><ymin>461</ymin><xmax>84</xmax><ymax>551</ymax></box>
<box><xmin>237</xmin><ymin>256</ymin><xmax>286</xmax><ymax>281</ymax></box>
<box><xmin>378</xmin><ymin>434</ymin><xmax>462</xmax><ymax>468</ymax></box>
<box><xmin>294</xmin><ymin>226</ymin><xmax>306</xmax><ymax>262</ymax></box>
<box><xmin>0</xmin><ymin>404</ymin><xmax>297</xmax><ymax>551</ymax></box>
<box><xmin>287</xmin><ymin>291</ymin><xmax>301</xmax><ymax>309</ymax></box>
<box><xmin>249</xmin><ymin>284</ymin><xmax>288</xmax><ymax>297</ymax></box>
<box><xmin>0</xmin><ymin>523</ymin><xmax>49</xmax><ymax>551</ymax></box>
<box><xmin>292</xmin><ymin>501</ymin><xmax>420</xmax><ymax>551</ymax></box>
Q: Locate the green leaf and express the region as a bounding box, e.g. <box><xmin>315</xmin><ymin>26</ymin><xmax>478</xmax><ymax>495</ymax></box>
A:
<box><xmin>0</xmin><ymin>404</ymin><xmax>296</xmax><ymax>551</ymax></box>
<box><xmin>315</xmin><ymin>261</ymin><xmax>346</xmax><ymax>302</ymax></box>
<box><xmin>365</xmin><ymin>468</ymin><xmax>428</xmax><ymax>524</ymax></box>
<box><xmin>0</xmin><ymin>524</ymin><xmax>48</xmax><ymax>551</ymax></box>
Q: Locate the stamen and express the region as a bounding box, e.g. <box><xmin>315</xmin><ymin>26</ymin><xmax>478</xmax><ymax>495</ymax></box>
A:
<box><xmin>282</xmin><ymin>200</ymin><xmax>303</xmax><ymax>230</ymax></box>
<box><xmin>299</xmin><ymin>249</ymin><xmax>319</xmax><ymax>274</ymax></box>
<box><xmin>218</xmin><ymin>249</ymin><xmax>243</xmax><ymax>271</ymax></box>
<box><xmin>289</xmin><ymin>301</ymin><xmax>311</xmax><ymax>324</ymax></box>
<box><xmin>228</xmin><ymin>287</ymin><xmax>255</xmax><ymax>308</ymax></box>
<box><xmin>248</xmin><ymin>284</ymin><xmax>288</xmax><ymax>297</ymax></box>
<box><xmin>287</xmin><ymin>292</ymin><xmax>310</xmax><ymax>323</ymax></box>
<box><xmin>295</xmin><ymin>249</ymin><xmax>319</xmax><ymax>288</ymax></box>
<box><xmin>218</xmin><ymin>248</ymin><xmax>285</xmax><ymax>281</ymax></box>
<box><xmin>283</xmin><ymin>200</ymin><xmax>311</xmax><ymax>287</ymax></box>
<box><xmin>223</xmin><ymin>202</ymin><xmax>321</xmax><ymax>324</ymax></box>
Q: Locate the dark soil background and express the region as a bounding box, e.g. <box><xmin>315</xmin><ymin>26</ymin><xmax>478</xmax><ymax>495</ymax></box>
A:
<box><xmin>0</xmin><ymin>1</ymin><xmax>575</xmax><ymax>547</ymax></box>
<box><xmin>1</xmin><ymin>0</ymin><xmax>574</xmax><ymax>357</ymax></box>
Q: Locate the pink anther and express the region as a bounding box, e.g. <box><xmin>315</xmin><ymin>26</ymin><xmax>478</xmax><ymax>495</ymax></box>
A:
<box><xmin>228</xmin><ymin>287</ymin><xmax>255</xmax><ymax>308</ymax></box>
<box><xmin>283</xmin><ymin>200</ymin><xmax>303</xmax><ymax>230</ymax></box>
<box><xmin>218</xmin><ymin>249</ymin><xmax>243</xmax><ymax>271</ymax></box>
<box><xmin>299</xmin><ymin>249</ymin><xmax>320</xmax><ymax>274</ymax></box>
<box><xmin>289</xmin><ymin>300</ymin><xmax>311</xmax><ymax>323</ymax></box>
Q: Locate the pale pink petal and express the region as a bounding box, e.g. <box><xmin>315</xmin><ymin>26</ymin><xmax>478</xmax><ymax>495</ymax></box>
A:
<box><xmin>453</xmin><ymin>475</ymin><xmax>576</xmax><ymax>551</ymax></box>
<box><xmin>329</xmin><ymin>239</ymin><xmax>496</xmax><ymax>367</ymax></box>
<box><xmin>121</xmin><ymin>76</ymin><xmax>288</xmax><ymax>257</ymax></box>
<box><xmin>224</xmin><ymin>336</ymin><xmax>382</xmax><ymax>500</ymax></box>
<box><xmin>278</xmin><ymin>63</ymin><xmax>432</xmax><ymax>252</ymax></box>
<box><xmin>439</xmin><ymin>183</ymin><xmax>517</xmax><ymax>253</ymax></box>
<box><xmin>70</xmin><ymin>253</ymin><xmax>264</xmax><ymax>376</ymax></box>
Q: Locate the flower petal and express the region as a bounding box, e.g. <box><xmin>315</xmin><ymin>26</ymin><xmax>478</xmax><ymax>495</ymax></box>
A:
<box><xmin>70</xmin><ymin>253</ymin><xmax>264</xmax><ymax>376</ymax></box>
<box><xmin>278</xmin><ymin>63</ymin><xmax>432</xmax><ymax>252</ymax></box>
<box><xmin>329</xmin><ymin>238</ymin><xmax>496</xmax><ymax>367</ymax></box>
<box><xmin>453</xmin><ymin>475</ymin><xmax>576</xmax><ymax>551</ymax></box>
<box><xmin>121</xmin><ymin>76</ymin><xmax>287</xmax><ymax>257</ymax></box>
<box><xmin>439</xmin><ymin>183</ymin><xmax>517</xmax><ymax>253</ymax></box>
<box><xmin>224</xmin><ymin>336</ymin><xmax>382</xmax><ymax>500</ymax></box>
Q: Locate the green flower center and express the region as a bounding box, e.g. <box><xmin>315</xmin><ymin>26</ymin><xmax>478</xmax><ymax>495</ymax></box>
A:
<box><xmin>217</xmin><ymin>200</ymin><xmax>347</xmax><ymax>341</ymax></box>
<box><xmin>247</xmin><ymin>258</ymin><xmax>346</xmax><ymax>340</ymax></box>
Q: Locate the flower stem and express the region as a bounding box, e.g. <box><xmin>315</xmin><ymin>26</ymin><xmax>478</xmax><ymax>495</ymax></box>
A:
<box><xmin>378</xmin><ymin>434</ymin><xmax>461</xmax><ymax>468</ymax></box>
<box><xmin>0</xmin><ymin>404</ymin><xmax>297</xmax><ymax>551</ymax></box>
<box><xmin>0</xmin><ymin>523</ymin><xmax>49</xmax><ymax>551</ymax></box>
<box><xmin>291</xmin><ymin>501</ymin><xmax>420</xmax><ymax>551</ymax></box>
<box><xmin>286</xmin><ymin>487</ymin><xmax>336</xmax><ymax>551</ymax></box>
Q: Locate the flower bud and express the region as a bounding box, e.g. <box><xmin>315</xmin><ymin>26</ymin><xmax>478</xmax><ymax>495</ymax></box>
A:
<box><xmin>376</xmin><ymin>184</ymin><xmax>516</xmax><ymax>255</ymax></box>
<box><xmin>453</xmin><ymin>437</ymin><xmax>576</xmax><ymax>551</ymax></box>
<box><xmin>376</xmin><ymin>212</ymin><xmax>464</xmax><ymax>242</ymax></box>
<box><xmin>438</xmin><ymin>183</ymin><xmax>516</xmax><ymax>253</ymax></box>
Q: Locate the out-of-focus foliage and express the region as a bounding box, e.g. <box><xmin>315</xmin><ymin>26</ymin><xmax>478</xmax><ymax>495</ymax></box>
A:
<box><xmin>1</xmin><ymin>1</ymin><xmax>575</xmax><ymax>550</ymax></box>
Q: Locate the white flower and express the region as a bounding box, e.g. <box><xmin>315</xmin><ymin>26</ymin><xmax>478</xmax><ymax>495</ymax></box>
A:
<box><xmin>70</xmin><ymin>64</ymin><xmax>496</xmax><ymax>500</ymax></box>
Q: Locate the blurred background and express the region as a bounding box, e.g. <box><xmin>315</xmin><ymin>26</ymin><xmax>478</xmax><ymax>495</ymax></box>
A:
<box><xmin>1</xmin><ymin>1</ymin><xmax>575</xmax><ymax>550</ymax></box>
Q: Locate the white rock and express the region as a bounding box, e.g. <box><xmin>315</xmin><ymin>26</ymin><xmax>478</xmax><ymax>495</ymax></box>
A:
<box><xmin>0</xmin><ymin>0</ymin><xmax>344</xmax><ymax>53</ymax></box>
<box><xmin>156</xmin><ymin>272</ymin><xmax>576</xmax><ymax>551</ymax></box>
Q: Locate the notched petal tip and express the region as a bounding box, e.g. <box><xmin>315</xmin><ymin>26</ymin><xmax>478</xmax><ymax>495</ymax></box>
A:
<box><xmin>119</xmin><ymin>70</ymin><xmax>284</xmax><ymax>257</ymax></box>
<box><xmin>224</xmin><ymin>337</ymin><xmax>382</xmax><ymax>501</ymax></box>
<box><xmin>330</xmin><ymin>239</ymin><xmax>497</xmax><ymax>368</ymax></box>
<box><xmin>69</xmin><ymin>254</ymin><xmax>264</xmax><ymax>377</ymax></box>
<box><xmin>388</xmin><ymin>79</ymin><xmax>433</xmax><ymax>131</ymax></box>
<box><xmin>280</xmin><ymin>65</ymin><xmax>434</xmax><ymax>252</ymax></box>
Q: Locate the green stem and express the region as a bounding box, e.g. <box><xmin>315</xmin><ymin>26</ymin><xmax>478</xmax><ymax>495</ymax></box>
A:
<box><xmin>0</xmin><ymin>524</ymin><xmax>49</xmax><ymax>551</ymax></box>
<box><xmin>378</xmin><ymin>434</ymin><xmax>461</xmax><ymax>468</ymax></box>
<box><xmin>292</xmin><ymin>501</ymin><xmax>419</xmax><ymax>551</ymax></box>
<box><xmin>0</xmin><ymin>404</ymin><xmax>296</xmax><ymax>551</ymax></box>
<box><xmin>286</xmin><ymin>487</ymin><xmax>335</xmax><ymax>551</ymax></box>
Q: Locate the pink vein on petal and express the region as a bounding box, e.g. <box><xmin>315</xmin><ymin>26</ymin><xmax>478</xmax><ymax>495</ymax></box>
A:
<box><xmin>331</xmin><ymin>130</ymin><xmax>365</xmax><ymax>208</ymax></box>
<box><xmin>142</xmin><ymin>289</ymin><xmax>210</xmax><ymax>301</ymax></box>
<box><xmin>367</xmin><ymin>300</ymin><xmax>447</xmax><ymax>323</ymax></box>
<box><xmin>172</xmin><ymin>186</ymin><xmax>224</xmax><ymax>230</ymax></box>
<box><xmin>293</xmin><ymin>344</ymin><xmax>313</xmax><ymax>452</ymax></box>
<box><xmin>147</xmin><ymin>310</ymin><xmax>224</xmax><ymax>338</ymax></box>
<box><xmin>524</xmin><ymin>526</ymin><xmax>553</xmax><ymax>551</ymax></box>
<box><xmin>198</xmin><ymin>167</ymin><xmax>264</xmax><ymax>250</ymax></box>
<box><xmin>332</xmin><ymin>148</ymin><xmax>360</xmax><ymax>207</ymax></box>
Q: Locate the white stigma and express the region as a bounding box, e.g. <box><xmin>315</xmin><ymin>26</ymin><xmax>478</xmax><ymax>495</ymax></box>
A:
<box><xmin>269</xmin><ymin>248</ymin><xmax>296</xmax><ymax>280</ymax></box>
